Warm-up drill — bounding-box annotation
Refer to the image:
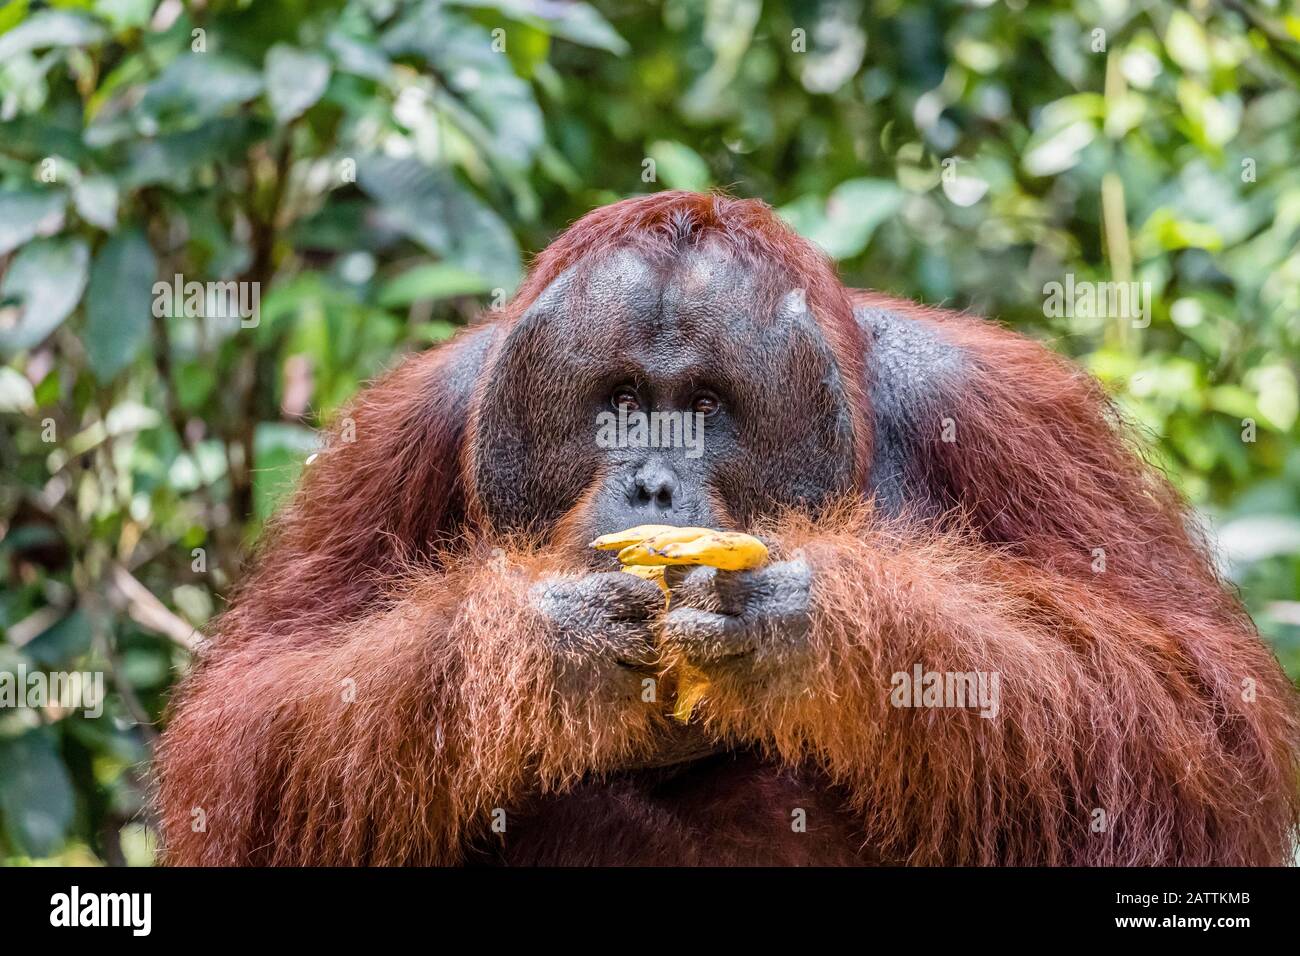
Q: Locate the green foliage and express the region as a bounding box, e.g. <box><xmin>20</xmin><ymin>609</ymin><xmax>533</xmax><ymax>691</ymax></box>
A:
<box><xmin>1</xmin><ymin>0</ymin><xmax>1299</xmax><ymax>865</ymax></box>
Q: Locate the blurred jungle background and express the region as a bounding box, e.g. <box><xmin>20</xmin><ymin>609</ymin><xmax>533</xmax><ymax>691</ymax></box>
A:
<box><xmin>2</xmin><ymin>0</ymin><xmax>1299</xmax><ymax>865</ymax></box>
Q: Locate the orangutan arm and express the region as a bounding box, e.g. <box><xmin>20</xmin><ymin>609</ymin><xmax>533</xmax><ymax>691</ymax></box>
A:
<box><xmin>662</xmin><ymin>515</ymin><xmax>1299</xmax><ymax>865</ymax></box>
<box><xmin>157</xmin><ymin>551</ymin><xmax>669</xmax><ymax>865</ymax></box>
<box><xmin>663</xmin><ymin>305</ymin><xmax>1300</xmax><ymax>865</ymax></box>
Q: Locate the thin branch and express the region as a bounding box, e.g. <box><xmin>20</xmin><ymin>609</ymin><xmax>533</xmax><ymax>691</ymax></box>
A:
<box><xmin>107</xmin><ymin>563</ymin><xmax>201</xmax><ymax>653</ymax></box>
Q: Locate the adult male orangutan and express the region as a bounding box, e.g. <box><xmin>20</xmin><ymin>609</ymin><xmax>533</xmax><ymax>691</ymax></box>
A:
<box><xmin>157</xmin><ymin>191</ymin><xmax>1300</xmax><ymax>866</ymax></box>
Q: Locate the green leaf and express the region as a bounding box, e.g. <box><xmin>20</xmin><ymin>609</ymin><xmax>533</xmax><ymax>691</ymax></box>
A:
<box><xmin>0</xmin><ymin>727</ymin><xmax>76</xmax><ymax>858</ymax></box>
<box><xmin>120</xmin><ymin>648</ymin><xmax>169</xmax><ymax>688</ymax></box>
<box><xmin>1137</xmin><ymin>208</ymin><xmax>1223</xmax><ymax>254</ymax></box>
<box><xmin>1251</xmin><ymin>365</ymin><xmax>1299</xmax><ymax>431</ymax></box>
<box><xmin>265</xmin><ymin>44</ymin><xmax>331</xmax><ymax>123</ymax></box>
<box><xmin>1165</xmin><ymin>10</ymin><xmax>1210</xmax><ymax>74</ymax></box>
<box><xmin>67</xmin><ymin>714</ymin><xmax>149</xmax><ymax>766</ymax></box>
<box><xmin>0</xmin><ymin>238</ymin><xmax>90</xmax><ymax>354</ymax></box>
<box><xmin>139</xmin><ymin>53</ymin><xmax>264</xmax><ymax>129</ymax></box>
<box><xmin>1022</xmin><ymin>120</ymin><xmax>1096</xmax><ymax>177</ymax></box>
<box><xmin>1176</xmin><ymin>79</ymin><xmax>1239</xmax><ymax>148</ymax></box>
<box><xmin>0</xmin><ymin>1</ymin><xmax>29</xmax><ymax>35</ymax></box>
<box><xmin>94</xmin><ymin>0</ymin><xmax>156</xmax><ymax>32</ymax></box>
<box><xmin>648</xmin><ymin>141</ymin><xmax>711</xmax><ymax>191</ymax></box>
<box><xmin>83</xmin><ymin>229</ymin><xmax>157</xmax><ymax>382</ymax></box>
<box><xmin>540</xmin><ymin>3</ymin><xmax>629</xmax><ymax>54</ymax></box>
<box><xmin>500</xmin><ymin>20</ymin><xmax>550</xmax><ymax>79</ymax></box>
<box><xmin>24</xmin><ymin>609</ymin><xmax>92</xmax><ymax>668</ymax></box>
<box><xmin>358</xmin><ymin>156</ymin><xmax>522</xmax><ymax>289</ymax></box>
<box><xmin>174</xmin><ymin>358</ymin><xmax>217</xmax><ymax>412</ymax></box>
<box><xmin>382</xmin><ymin>6</ymin><xmax>544</xmax><ymax>167</ymax></box>
<box><xmin>779</xmin><ymin>179</ymin><xmax>903</xmax><ymax>260</ymax></box>
<box><xmin>0</xmin><ymin>189</ymin><xmax>66</xmax><ymax>256</ymax></box>
<box><xmin>119</xmin><ymin>117</ymin><xmax>263</xmax><ymax>190</ymax></box>
<box><xmin>447</xmin><ymin>0</ymin><xmax>628</xmax><ymax>54</ymax></box>
<box><xmin>377</xmin><ymin>263</ymin><xmax>493</xmax><ymax>308</ymax></box>
<box><xmin>33</xmin><ymin>368</ymin><xmax>59</xmax><ymax>406</ymax></box>
<box><xmin>1207</xmin><ymin>385</ymin><xmax>1258</xmax><ymax>422</ymax></box>
<box><xmin>0</xmin><ymin>9</ymin><xmax>106</xmax><ymax>61</ymax></box>
<box><xmin>71</xmin><ymin>174</ymin><xmax>118</xmax><ymax>230</ymax></box>
<box><xmin>326</xmin><ymin>30</ymin><xmax>391</xmax><ymax>82</ymax></box>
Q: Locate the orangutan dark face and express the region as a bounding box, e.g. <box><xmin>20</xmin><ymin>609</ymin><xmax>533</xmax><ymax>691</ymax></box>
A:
<box><xmin>473</xmin><ymin>239</ymin><xmax>859</xmax><ymax>544</ymax></box>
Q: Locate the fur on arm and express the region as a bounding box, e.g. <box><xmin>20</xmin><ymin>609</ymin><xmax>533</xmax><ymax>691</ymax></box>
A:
<box><xmin>216</xmin><ymin>323</ymin><xmax>497</xmax><ymax>643</ymax></box>
<box><xmin>156</xmin><ymin>324</ymin><xmax>667</xmax><ymax>865</ymax></box>
<box><xmin>156</xmin><ymin>545</ymin><xmax>666</xmax><ymax>865</ymax></box>
<box><xmin>693</xmin><ymin>507</ymin><xmax>1299</xmax><ymax>865</ymax></box>
<box><xmin>693</xmin><ymin>300</ymin><xmax>1300</xmax><ymax>865</ymax></box>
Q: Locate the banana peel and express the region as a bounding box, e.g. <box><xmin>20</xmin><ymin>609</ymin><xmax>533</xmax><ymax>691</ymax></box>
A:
<box><xmin>669</xmin><ymin>661</ymin><xmax>713</xmax><ymax>722</ymax></box>
<box><xmin>590</xmin><ymin>524</ymin><xmax>769</xmax><ymax>721</ymax></box>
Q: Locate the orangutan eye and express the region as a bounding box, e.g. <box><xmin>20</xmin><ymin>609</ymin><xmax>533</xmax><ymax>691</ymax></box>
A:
<box><xmin>611</xmin><ymin>387</ymin><xmax>642</xmax><ymax>412</ymax></box>
<box><xmin>691</xmin><ymin>392</ymin><xmax>720</xmax><ymax>416</ymax></box>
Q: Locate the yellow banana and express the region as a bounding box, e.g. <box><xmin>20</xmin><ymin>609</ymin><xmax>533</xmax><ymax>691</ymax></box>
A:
<box><xmin>590</xmin><ymin>524</ymin><xmax>681</xmax><ymax>551</ymax></box>
<box><xmin>671</xmin><ymin>662</ymin><xmax>713</xmax><ymax>722</ymax></box>
<box><xmin>621</xmin><ymin>563</ymin><xmax>666</xmax><ymax>583</ymax></box>
<box><xmin>617</xmin><ymin>528</ymin><xmax>768</xmax><ymax>572</ymax></box>
<box><xmin>621</xmin><ymin>563</ymin><xmax>670</xmax><ymax>602</ymax></box>
<box><xmin>592</xmin><ymin>523</ymin><xmax>771</xmax><ymax>722</ymax></box>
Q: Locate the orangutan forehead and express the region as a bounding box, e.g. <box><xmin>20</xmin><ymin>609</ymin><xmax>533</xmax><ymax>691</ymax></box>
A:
<box><xmin>529</xmin><ymin>241</ymin><xmax>807</xmax><ymax>346</ymax></box>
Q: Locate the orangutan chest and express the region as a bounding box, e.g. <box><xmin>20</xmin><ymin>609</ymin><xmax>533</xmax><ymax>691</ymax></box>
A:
<box><xmin>473</xmin><ymin>751</ymin><xmax>874</xmax><ymax>866</ymax></box>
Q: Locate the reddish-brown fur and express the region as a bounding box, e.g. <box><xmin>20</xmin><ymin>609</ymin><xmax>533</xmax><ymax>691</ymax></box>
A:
<box><xmin>156</xmin><ymin>192</ymin><xmax>1300</xmax><ymax>866</ymax></box>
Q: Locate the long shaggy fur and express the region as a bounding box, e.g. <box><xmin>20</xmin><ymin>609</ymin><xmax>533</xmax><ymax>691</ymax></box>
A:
<box><xmin>159</xmin><ymin>541</ymin><xmax>673</xmax><ymax>865</ymax></box>
<box><xmin>156</xmin><ymin>191</ymin><xmax>1300</xmax><ymax>866</ymax></box>
<box><xmin>692</xmin><ymin>502</ymin><xmax>1300</xmax><ymax>866</ymax></box>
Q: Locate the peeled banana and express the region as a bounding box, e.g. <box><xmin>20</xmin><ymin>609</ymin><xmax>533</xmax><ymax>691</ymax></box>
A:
<box><xmin>590</xmin><ymin>524</ymin><xmax>770</xmax><ymax>720</ymax></box>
